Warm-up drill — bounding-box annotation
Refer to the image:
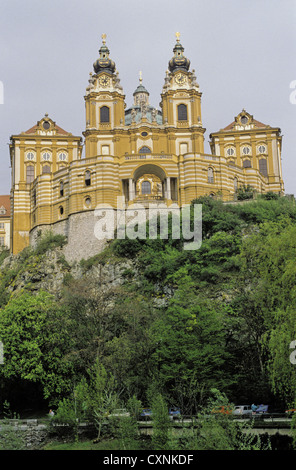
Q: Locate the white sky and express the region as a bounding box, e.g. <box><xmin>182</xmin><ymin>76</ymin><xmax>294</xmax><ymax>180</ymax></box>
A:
<box><xmin>0</xmin><ymin>0</ymin><xmax>295</xmax><ymax>196</ymax></box>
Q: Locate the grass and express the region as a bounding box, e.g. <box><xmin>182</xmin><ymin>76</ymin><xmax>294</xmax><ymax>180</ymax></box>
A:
<box><xmin>42</xmin><ymin>438</ymin><xmax>140</xmax><ymax>450</ymax></box>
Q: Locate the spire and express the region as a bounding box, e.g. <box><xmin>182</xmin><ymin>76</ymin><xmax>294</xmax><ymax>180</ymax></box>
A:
<box><xmin>93</xmin><ymin>33</ymin><xmax>116</xmax><ymax>74</ymax></box>
<box><xmin>168</xmin><ymin>32</ymin><xmax>190</xmax><ymax>73</ymax></box>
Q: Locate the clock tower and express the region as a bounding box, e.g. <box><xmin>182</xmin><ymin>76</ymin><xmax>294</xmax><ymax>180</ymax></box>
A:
<box><xmin>160</xmin><ymin>33</ymin><xmax>205</xmax><ymax>154</ymax></box>
<box><xmin>83</xmin><ymin>34</ymin><xmax>126</xmax><ymax>158</ymax></box>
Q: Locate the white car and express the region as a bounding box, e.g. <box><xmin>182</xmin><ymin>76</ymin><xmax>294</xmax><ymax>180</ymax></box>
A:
<box><xmin>233</xmin><ymin>405</ymin><xmax>253</xmax><ymax>416</ymax></box>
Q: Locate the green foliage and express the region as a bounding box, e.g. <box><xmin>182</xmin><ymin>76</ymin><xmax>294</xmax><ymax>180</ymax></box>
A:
<box><xmin>236</xmin><ymin>184</ymin><xmax>255</xmax><ymax>200</ymax></box>
<box><xmin>260</xmin><ymin>191</ymin><xmax>280</xmax><ymax>200</ymax></box>
<box><xmin>0</xmin><ymin>248</ymin><xmax>10</xmax><ymax>266</ymax></box>
<box><xmin>191</xmin><ymin>389</ymin><xmax>270</xmax><ymax>450</ymax></box>
<box><xmin>34</xmin><ymin>230</ymin><xmax>67</xmax><ymax>255</ymax></box>
<box><xmin>1</xmin><ymin>194</ymin><xmax>296</xmax><ymax>432</ymax></box>
<box><xmin>0</xmin><ymin>290</ymin><xmax>75</xmax><ymax>404</ymax></box>
<box><xmin>0</xmin><ymin>424</ymin><xmax>25</xmax><ymax>450</ymax></box>
<box><xmin>151</xmin><ymin>393</ymin><xmax>171</xmax><ymax>450</ymax></box>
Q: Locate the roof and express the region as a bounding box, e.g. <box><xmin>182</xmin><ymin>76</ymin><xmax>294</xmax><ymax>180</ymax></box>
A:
<box><xmin>24</xmin><ymin>123</ymin><xmax>70</xmax><ymax>135</ymax></box>
<box><xmin>0</xmin><ymin>195</ymin><xmax>11</xmax><ymax>217</ymax></box>
<box><xmin>222</xmin><ymin>118</ymin><xmax>267</xmax><ymax>131</ymax></box>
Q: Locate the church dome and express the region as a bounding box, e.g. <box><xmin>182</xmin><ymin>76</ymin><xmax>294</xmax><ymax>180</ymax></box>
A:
<box><xmin>168</xmin><ymin>33</ymin><xmax>190</xmax><ymax>73</ymax></box>
<box><xmin>93</xmin><ymin>34</ymin><xmax>116</xmax><ymax>75</ymax></box>
<box><xmin>133</xmin><ymin>83</ymin><xmax>149</xmax><ymax>96</ymax></box>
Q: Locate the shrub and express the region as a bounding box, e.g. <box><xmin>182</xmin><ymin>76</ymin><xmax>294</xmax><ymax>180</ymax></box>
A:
<box><xmin>34</xmin><ymin>231</ymin><xmax>67</xmax><ymax>255</ymax></box>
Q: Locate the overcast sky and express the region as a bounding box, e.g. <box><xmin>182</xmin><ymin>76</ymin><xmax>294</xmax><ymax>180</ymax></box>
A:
<box><xmin>0</xmin><ymin>0</ymin><xmax>295</xmax><ymax>196</ymax></box>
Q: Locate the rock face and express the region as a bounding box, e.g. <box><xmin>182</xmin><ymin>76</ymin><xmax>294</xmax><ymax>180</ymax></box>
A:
<box><xmin>0</xmin><ymin>244</ymin><xmax>137</xmax><ymax>301</ymax></box>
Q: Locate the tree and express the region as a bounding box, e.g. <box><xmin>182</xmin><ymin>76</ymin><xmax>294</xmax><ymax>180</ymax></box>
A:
<box><xmin>151</xmin><ymin>393</ymin><xmax>171</xmax><ymax>450</ymax></box>
<box><xmin>85</xmin><ymin>359</ymin><xmax>119</xmax><ymax>441</ymax></box>
<box><xmin>0</xmin><ymin>290</ymin><xmax>75</xmax><ymax>406</ymax></box>
<box><xmin>190</xmin><ymin>389</ymin><xmax>270</xmax><ymax>450</ymax></box>
<box><xmin>150</xmin><ymin>277</ymin><xmax>232</xmax><ymax>412</ymax></box>
<box><xmin>235</xmin><ymin>219</ymin><xmax>296</xmax><ymax>405</ymax></box>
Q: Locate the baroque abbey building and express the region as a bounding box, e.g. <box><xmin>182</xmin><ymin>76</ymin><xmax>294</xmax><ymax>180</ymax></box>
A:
<box><xmin>9</xmin><ymin>34</ymin><xmax>284</xmax><ymax>260</ymax></box>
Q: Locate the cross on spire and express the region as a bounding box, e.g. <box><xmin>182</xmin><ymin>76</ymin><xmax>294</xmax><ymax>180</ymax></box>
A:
<box><xmin>101</xmin><ymin>33</ymin><xmax>107</xmax><ymax>44</ymax></box>
<box><xmin>175</xmin><ymin>31</ymin><xmax>181</xmax><ymax>43</ymax></box>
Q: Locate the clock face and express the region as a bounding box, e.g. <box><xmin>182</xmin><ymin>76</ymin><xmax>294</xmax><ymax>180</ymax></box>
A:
<box><xmin>99</xmin><ymin>75</ymin><xmax>111</xmax><ymax>87</ymax></box>
<box><xmin>175</xmin><ymin>73</ymin><xmax>186</xmax><ymax>85</ymax></box>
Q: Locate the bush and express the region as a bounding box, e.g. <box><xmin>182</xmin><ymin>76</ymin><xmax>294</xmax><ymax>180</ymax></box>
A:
<box><xmin>34</xmin><ymin>231</ymin><xmax>67</xmax><ymax>255</ymax></box>
<box><xmin>0</xmin><ymin>248</ymin><xmax>10</xmax><ymax>266</ymax></box>
<box><xmin>236</xmin><ymin>184</ymin><xmax>255</xmax><ymax>200</ymax></box>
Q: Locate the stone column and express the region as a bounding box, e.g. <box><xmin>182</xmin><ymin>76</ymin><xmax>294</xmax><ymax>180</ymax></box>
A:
<box><xmin>129</xmin><ymin>178</ymin><xmax>135</xmax><ymax>201</ymax></box>
<box><xmin>166</xmin><ymin>177</ymin><xmax>171</xmax><ymax>200</ymax></box>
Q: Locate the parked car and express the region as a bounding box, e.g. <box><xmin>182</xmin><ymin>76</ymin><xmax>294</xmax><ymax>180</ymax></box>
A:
<box><xmin>255</xmin><ymin>404</ymin><xmax>268</xmax><ymax>414</ymax></box>
<box><xmin>140</xmin><ymin>408</ymin><xmax>152</xmax><ymax>420</ymax></box>
<box><xmin>110</xmin><ymin>408</ymin><xmax>130</xmax><ymax>417</ymax></box>
<box><xmin>169</xmin><ymin>407</ymin><xmax>181</xmax><ymax>419</ymax></box>
<box><xmin>233</xmin><ymin>405</ymin><xmax>252</xmax><ymax>416</ymax></box>
<box><xmin>211</xmin><ymin>405</ymin><xmax>233</xmax><ymax>415</ymax></box>
<box><xmin>285</xmin><ymin>408</ymin><xmax>296</xmax><ymax>418</ymax></box>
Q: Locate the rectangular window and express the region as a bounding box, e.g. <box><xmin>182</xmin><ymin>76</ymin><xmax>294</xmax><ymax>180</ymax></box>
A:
<box><xmin>0</xmin><ymin>237</ymin><xmax>4</xmax><ymax>246</ymax></box>
<box><xmin>26</xmin><ymin>165</ymin><xmax>35</xmax><ymax>183</ymax></box>
<box><xmin>102</xmin><ymin>145</ymin><xmax>110</xmax><ymax>155</ymax></box>
<box><xmin>180</xmin><ymin>143</ymin><xmax>188</xmax><ymax>154</ymax></box>
<box><xmin>259</xmin><ymin>159</ymin><xmax>268</xmax><ymax>177</ymax></box>
<box><xmin>0</xmin><ymin>223</ymin><xmax>4</xmax><ymax>230</ymax></box>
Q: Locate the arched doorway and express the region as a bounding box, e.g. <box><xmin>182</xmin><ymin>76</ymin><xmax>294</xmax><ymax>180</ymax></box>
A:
<box><xmin>133</xmin><ymin>164</ymin><xmax>166</xmax><ymax>201</ymax></box>
<box><xmin>122</xmin><ymin>164</ymin><xmax>178</xmax><ymax>203</ymax></box>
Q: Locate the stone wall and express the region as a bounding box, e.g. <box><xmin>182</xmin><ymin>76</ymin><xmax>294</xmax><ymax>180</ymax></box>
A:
<box><xmin>0</xmin><ymin>419</ymin><xmax>48</xmax><ymax>449</ymax></box>
<box><xmin>0</xmin><ymin>419</ymin><xmax>96</xmax><ymax>449</ymax></box>
<box><xmin>30</xmin><ymin>210</ymin><xmax>108</xmax><ymax>262</ymax></box>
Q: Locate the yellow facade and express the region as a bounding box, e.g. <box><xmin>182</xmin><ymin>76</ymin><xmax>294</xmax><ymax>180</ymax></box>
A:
<box><xmin>9</xmin><ymin>34</ymin><xmax>284</xmax><ymax>255</ymax></box>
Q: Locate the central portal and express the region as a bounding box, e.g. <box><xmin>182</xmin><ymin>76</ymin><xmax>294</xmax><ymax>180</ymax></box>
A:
<box><xmin>122</xmin><ymin>164</ymin><xmax>178</xmax><ymax>204</ymax></box>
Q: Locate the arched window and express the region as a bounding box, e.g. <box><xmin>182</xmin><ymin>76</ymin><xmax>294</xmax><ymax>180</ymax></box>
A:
<box><xmin>177</xmin><ymin>104</ymin><xmax>187</xmax><ymax>121</ymax></box>
<box><xmin>226</xmin><ymin>147</ymin><xmax>235</xmax><ymax>156</ymax></box>
<box><xmin>243</xmin><ymin>159</ymin><xmax>251</xmax><ymax>168</ymax></box>
<box><xmin>84</xmin><ymin>196</ymin><xmax>91</xmax><ymax>207</ymax></box>
<box><xmin>258</xmin><ymin>144</ymin><xmax>267</xmax><ymax>154</ymax></box>
<box><xmin>26</xmin><ymin>165</ymin><xmax>35</xmax><ymax>183</ymax></box>
<box><xmin>139</xmin><ymin>146</ymin><xmax>151</xmax><ymax>154</ymax></box>
<box><xmin>26</xmin><ymin>152</ymin><xmax>35</xmax><ymax>161</ymax></box>
<box><xmin>100</xmin><ymin>106</ymin><xmax>110</xmax><ymax>123</ymax></box>
<box><xmin>85</xmin><ymin>170</ymin><xmax>91</xmax><ymax>186</ymax></box>
<box><xmin>208</xmin><ymin>167</ymin><xmax>214</xmax><ymax>183</ymax></box>
<box><xmin>58</xmin><ymin>152</ymin><xmax>67</xmax><ymax>161</ymax></box>
<box><xmin>42</xmin><ymin>164</ymin><xmax>51</xmax><ymax>174</ymax></box>
<box><xmin>242</xmin><ymin>146</ymin><xmax>251</xmax><ymax>155</ymax></box>
<box><xmin>60</xmin><ymin>180</ymin><xmax>64</xmax><ymax>197</ymax></box>
<box><xmin>42</xmin><ymin>152</ymin><xmax>51</xmax><ymax>161</ymax></box>
<box><xmin>142</xmin><ymin>181</ymin><xmax>151</xmax><ymax>195</ymax></box>
<box><xmin>259</xmin><ymin>159</ymin><xmax>268</xmax><ymax>176</ymax></box>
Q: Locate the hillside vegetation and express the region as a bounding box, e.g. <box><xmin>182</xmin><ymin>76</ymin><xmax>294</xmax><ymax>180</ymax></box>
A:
<box><xmin>0</xmin><ymin>194</ymin><xmax>296</xmax><ymax>426</ymax></box>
